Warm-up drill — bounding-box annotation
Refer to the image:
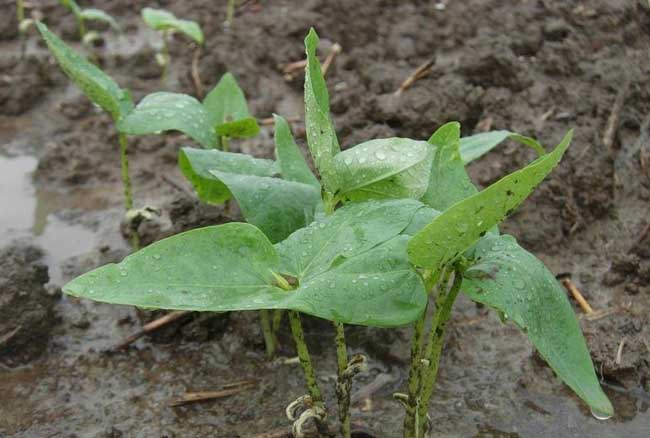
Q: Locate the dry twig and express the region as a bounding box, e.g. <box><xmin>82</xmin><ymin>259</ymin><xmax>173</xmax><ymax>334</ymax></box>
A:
<box><xmin>281</xmin><ymin>43</ymin><xmax>342</xmax><ymax>80</ymax></box>
<box><xmin>394</xmin><ymin>58</ymin><xmax>435</xmax><ymax>95</ymax></box>
<box><xmin>615</xmin><ymin>339</ymin><xmax>626</xmax><ymax>366</ymax></box>
<box><xmin>191</xmin><ymin>45</ymin><xmax>204</xmax><ymax>98</ymax></box>
<box><xmin>111</xmin><ymin>310</ymin><xmax>191</xmax><ymax>351</ymax></box>
<box><xmin>559</xmin><ymin>277</ymin><xmax>594</xmax><ymax>315</ymax></box>
<box><xmin>259</xmin><ymin>115</ymin><xmax>301</xmax><ymax>126</ymax></box>
<box><xmin>602</xmin><ymin>78</ymin><xmax>630</xmax><ymax>150</ymax></box>
<box><xmin>169</xmin><ymin>379</ymin><xmax>258</xmax><ymax>407</ymax></box>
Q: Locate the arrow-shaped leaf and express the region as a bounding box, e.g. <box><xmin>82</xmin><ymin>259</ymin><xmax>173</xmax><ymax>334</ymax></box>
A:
<box><xmin>333</xmin><ymin>138</ymin><xmax>433</xmax><ymax>202</ymax></box>
<box><xmin>118</xmin><ymin>92</ymin><xmax>217</xmax><ymax>148</ymax></box>
<box><xmin>141</xmin><ymin>7</ymin><xmax>203</xmax><ymax>44</ymax></box>
<box><xmin>274</xmin><ymin>114</ymin><xmax>320</xmax><ymax>188</ymax></box>
<box><xmin>36</xmin><ymin>22</ymin><xmax>133</xmax><ymax>121</ymax></box>
<box><xmin>462</xmin><ymin>234</ymin><xmax>614</xmax><ymax>417</ymax></box>
<box><xmin>408</xmin><ymin>130</ymin><xmax>572</xmax><ymax>269</ymax></box>
<box><xmin>460</xmin><ymin>130</ymin><xmax>544</xmax><ymax>164</ymax></box>
<box><xmin>203</xmin><ymin>73</ymin><xmax>260</xmax><ymax>139</ymax></box>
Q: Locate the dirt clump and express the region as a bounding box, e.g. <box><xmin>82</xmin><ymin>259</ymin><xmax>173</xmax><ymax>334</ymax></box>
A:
<box><xmin>0</xmin><ymin>243</ymin><xmax>57</xmax><ymax>366</ymax></box>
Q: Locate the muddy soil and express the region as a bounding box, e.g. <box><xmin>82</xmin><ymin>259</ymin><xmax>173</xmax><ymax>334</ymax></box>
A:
<box><xmin>1</xmin><ymin>0</ymin><xmax>649</xmax><ymax>437</ymax></box>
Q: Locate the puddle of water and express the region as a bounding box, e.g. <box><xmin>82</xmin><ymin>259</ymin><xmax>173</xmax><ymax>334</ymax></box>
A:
<box><xmin>0</xmin><ymin>153</ymin><xmax>96</xmax><ymax>284</ymax></box>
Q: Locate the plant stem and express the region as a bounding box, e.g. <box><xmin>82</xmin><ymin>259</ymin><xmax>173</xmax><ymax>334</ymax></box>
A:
<box><xmin>260</xmin><ymin>309</ymin><xmax>276</xmax><ymax>358</ymax></box>
<box><xmin>221</xmin><ymin>136</ymin><xmax>230</xmax><ymax>152</ymax></box>
<box><xmin>75</xmin><ymin>12</ymin><xmax>86</xmax><ymax>40</ymax></box>
<box><xmin>334</xmin><ymin>321</ymin><xmax>351</xmax><ymax>438</ymax></box>
<box><xmin>402</xmin><ymin>303</ymin><xmax>426</xmax><ymax>438</ymax></box>
<box><xmin>226</xmin><ymin>0</ymin><xmax>235</xmax><ymax>27</ymax></box>
<box><xmin>17</xmin><ymin>0</ymin><xmax>24</xmax><ymax>24</ymax></box>
<box><xmin>416</xmin><ymin>270</ymin><xmax>464</xmax><ymax>436</ymax></box>
<box><xmin>118</xmin><ymin>133</ymin><xmax>139</xmax><ymax>250</ymax></box>
<box><xmin>287</xmin><ymin>311</ymin><xmax>323</xmax><ymax>404</ymax></box>
<box><xmin>160</xmin><ymin>30</ymin><xmax>170</xmax><ymax>85</ymax></box>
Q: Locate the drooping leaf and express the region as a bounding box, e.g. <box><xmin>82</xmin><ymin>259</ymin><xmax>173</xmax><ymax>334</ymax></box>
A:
<box><xmin>118</xmin><ymin>92</ymin><xmax>217</xmax><ymax>148</ymax></box>
<box><xmin>276</xmin><ymin>199</ymin><xmax>424</xmax><ymax>279</ymax></box>
<box><xmin>408</xmin><ymin>130</ymin><xmax>572</xmax><ymax>269</ymax></box>
<box><xmin>80</xmin><ymin>9</ymin><xmax>121</xmax><ymax>31</ymax></box>
<box><xmin>141</xmin><ymin>7</ymin><xmax>203</xmax><ymax>44</ymax></box>
<box><xmin>178</xmin><ymin>147</ymin><xmax>278</xmax><ymax>204</ymax></box>
<box><xmin>203</xmin><ymin>73</ymin><xmax>259</xmax><ymax>138</ymax></box>
<box><xmin>59</xmin><ymin>0</ymin><xmax>82</xmax><ymax>15</ymax></box>
<box><xmin>36</xmin><ymin>22</ymin><xmax>133</xmax><ymax>121</ymax></box>
<box><xmin>63</xmin><ymin>220</ymin><xmax>426</xmax><ymax>327</ymax></box>
<box><xmin>333</xmin><ymin>138</ymin><xmax>433</xmax><ymax>202</ymax></box>
<box><xmin>210</xmin><ymin>170</ymin><xmax>321</xmax><ymax>243</ymax></box>
<box><xmin>273</xmin><ymin>114</ymin><xmax>320</xmax><ymax>188</ymax></box>
<box><xmin>462</xmin><ymin>234</ymin><xmax>614</xmax><ymax>417</ymax></box>
<box><xmin>304</xmin><ymin>28</ymin><xmax>340</xmax><ymax>192</ymax></box>
<box><xmin>460</xmin><ymin>130</ymin><xmax>545</xmax><ymax>164</ymax></box>
<box><xmin>421</xmin><ymin>122</ymin><xmax>478</xmax><ymax>210</ymax></box>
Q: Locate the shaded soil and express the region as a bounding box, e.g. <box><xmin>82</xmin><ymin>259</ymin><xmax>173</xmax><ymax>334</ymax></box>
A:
<box><xmin>1</xmin><ymin>0</ymin><xmax>649</xmax><ymax>437</ymax></box>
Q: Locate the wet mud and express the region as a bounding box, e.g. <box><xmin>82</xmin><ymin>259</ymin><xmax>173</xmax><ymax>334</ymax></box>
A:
<box><xmin>0</xmin><ymin>0</ymin><xmax>649</xmax><ymax>437</ymax></box>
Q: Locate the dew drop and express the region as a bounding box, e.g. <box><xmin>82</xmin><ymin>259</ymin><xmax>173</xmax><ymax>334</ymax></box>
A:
<box><xmin>456</xmin><ymin>222</ymin><xmax>469</xmax><ymax>233</ymax></box>
<box><xmin>375</xmin><ymin>151</ymin><xmax>386</xmax><ymax>160</ymax></box>
<box><xmin>152</xmin><ymin>254</ymin><xmax>161</xmax><ymax>260</ymax></box>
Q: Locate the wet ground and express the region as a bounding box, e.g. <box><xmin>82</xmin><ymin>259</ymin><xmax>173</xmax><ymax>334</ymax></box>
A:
<box><xmin>1</xmin><ymin>1</ymin><xmax>649</xmax><ymax>437</ymax></box>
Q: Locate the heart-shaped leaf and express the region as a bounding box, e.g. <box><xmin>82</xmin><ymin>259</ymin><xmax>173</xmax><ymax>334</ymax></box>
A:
<box><xmin>462</xmin><ymin>234</ymin><xmax>614</xmax><ymax>417</ymax></box>
<box><xmin>179</xmin><ymin>147</ymin><xmax>278</xmax><ymax>204</ymax></box>
<box><xmin>64</xmin><ymin>214</ymin><xmax>426</xmax><ymax>327</ymax></box>
<box><xmin>408</xmin><ymin>130</ymin><xmax>572</xmax><ymax>269</ymax></box>
<box><xmin>80</xmin><ymin>9</ymin><xmax>120</xmax><ymax>31</ymax></box>
<box><xmin>36</xmin><ymin>22</ymin><xmax>133</xmax><ymax>121</ymax></box>
<box><xmin>274</xmin><ymin>114</ymin><xmax>320</xmax><ymax>188</ymax></box>
<box><xmin>304</xmin><ymin>28</ymin><xmax>340</xmax><ymax>193</ymax></box>
<box><xmin>118</xmin><ymin>92</ymin><xmax>217</xmax><ymax>148</ymax></box>
<box><xmin>422</xmin><ymin>122</ymin><xmax>478</xmax><ymax>210</ymax></box>
<box><xmin>203</xmin><ymin>73</ymin><xmax>259</xmax><ymax>139</ymax></box>
<box><xmin>460</xmin><ymin>130</ymin><xmax>544</xmax><ymax>164</ymax></box>
<box><xmin>333</xmin><ymin>138</ymin><xmax>433</xmax><ymax>202</ymax></box>
<box><xmin>210</xmin><ymin>170</ymin><xmax>321</xmax><ymax>243</ymax></box>
<box><xmin>276</xmin><ymin>199</ymin><xmax>424</xmax><ymax>279</ymax></box>
<box><xmin>141</xmin><ymin>7</ymin><xmax>203</xmax><ymax>44</ymax></box>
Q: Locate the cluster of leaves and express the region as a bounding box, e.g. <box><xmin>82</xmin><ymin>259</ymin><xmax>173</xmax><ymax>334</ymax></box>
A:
<box><xmin>59</xmin><ymin>27</ymin><xmax>613</xmax><ymax>420</ymax></box>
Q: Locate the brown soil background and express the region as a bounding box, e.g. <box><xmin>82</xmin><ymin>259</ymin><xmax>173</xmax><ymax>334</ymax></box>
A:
<box><xmin>0</xmin><ymin>1</ymin><xmax>649</xmax><ymax>437</ymax></box>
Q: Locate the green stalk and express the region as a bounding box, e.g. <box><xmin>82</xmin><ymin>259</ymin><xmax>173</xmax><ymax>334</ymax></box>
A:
<box><xmin>287</xmin><ymin>310</ymin><xmax>324</xmax><ymax>405</ymax></box>
<box><xmin>221</xmin><ymin>136</ymin><xmax>230</xmax><ymax>152</ymax></box>
<box><xmin>17</xmin><ymin>0</ymin><xmax>27</xmax><ymax>58</ymax></box>
<box><xmin>160</xmin><ymin>30</ymin><xmax>170</xmax><ymax>85</ymax></box>
<box><xmin>402</xmin><ymin>303</ymin><xmax>426</xmax><ymax>438</ymax></box>
<box><xmin>260</xmin><ymin>309</ymin><xmax>276</xmax><ymax>358</ymax></box>
<box><xmin>416</xmin><ymin>270</ymin><xmax>464</xmax><ymax>437</ymax></box>
<box><xmin>17</xmin><ymin>0</ymin><xmax>24</xmax><ymax>24</ymax></box>
<box><xmin>118</xmin><ymin>133</ymin><xmax>139</xmax><ymax>250</ymax></box>
<box><xmin>226</xmin><ymin>0</ymin><xmax>235</xmax><ymax>27</ymax></box>
<box><xmin>334</xmin><ymin>321</ymin><xmax>351</xmax><ymax>438</ymax></box>
<box><xmin>75</xmin><ymin>12</ymin><xmax>86</xmax><ymax>40</ymax></box>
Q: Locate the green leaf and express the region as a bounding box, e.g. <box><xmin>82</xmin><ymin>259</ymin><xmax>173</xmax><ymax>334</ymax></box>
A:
<box><xmin>273</xmin><ymin>114</ymin><xmax>320</xmax><ymax>188</ymax></box>
<box><xmin>36</xmin><ymin>22</ymin><xmax>133</xmax><ymax>121</ymax></box>
<box><xmin>408</xmin><ymin>130</ymin><xmax>572</xmax><ymax>269</ymax></box>
<box><xmin>64</xmin><ymin>220</ymin><xmax>426</xmax><ymax>327</ymax></box>
<box><xmin>215</xmin><ymin>118</ymin><xmax>260</xmax><ymax>138</ymax></box>
<box><xmin>141</xmin><ymin>7</ymin><xmax>204</xmax><ymax>44</ymax></box>
<box><xmin>178</xmin><ymin>147</ymin><xmax>278</xmax><ymax>205</ymax></box>
<box><xmin>276</xmin><ymin>199</ymin><xmax>423</xmax><ymax>279</ymax></box>
<box><xmin>422</xmin><ymin>122</ymin><xmax>478</xmax><ymax>210</ymax></box>
<box><xmin>304</xmin><ymin>28</ymin><xmax>340</xmax><ymax>193</ymax></box>
<box><xmin>210</xmin><ymin>170</ymin><xmax>321</xmax><ymax>243</ymax></box>
<box><xmin>64</xmin><ymin>223</ymin><xmax>285</xmax><ymax>310</ymax></box>
<box><xmin>59</xmin><ymin>0</ymin><xmax>81</xmax><ymax>15</ymax></box>
<box><xmin>203</xmin><ymin>73</ymin><xmax>259</xmax><ymax>138</ymax></box>
<box><xmin>460</xmin><ymin>130</ymin><xmax>545</xmax><ymax>164</ymax></box>
<box><xmin>117</xmin><ymin>92</ymin><xmax>217</xmax><ymax>148</ymax></box>
<box><xmin>462</xmin><ymin>234</ymin><xmax>614</xmax><ymax>417</ymax></box>
<box><xmin>80</xmin><ymin>9</ymin><xmax>121</xmax><ymax>31</ymax></box>
<box><xmin>333</xmin><ymin>138</ymin><xmax>433</xmax><ymax>202</ymax></box>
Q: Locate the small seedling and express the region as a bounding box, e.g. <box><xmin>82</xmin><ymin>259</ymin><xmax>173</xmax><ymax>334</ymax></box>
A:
<box><xmin>60</xmin><ymin>28</ymin><xmax>613</xmax><ymax>438</ymax></box>
<box><xmin>141</xmin><ymin>7</ymin><xmax>204</xmax><ymax>83</ymax></box>
<box><xmin>36</xmin><ymin>22</ymin><xmax>139</xmax><ymax>248</ymax></box>
<box><xmin>58</xmin><ymin>0</ymin><xmax>120</xmax><ymax>47</ymax></box>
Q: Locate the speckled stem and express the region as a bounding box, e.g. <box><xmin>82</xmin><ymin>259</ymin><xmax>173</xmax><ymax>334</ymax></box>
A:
<box><xmin>119</xmin><ymin>133</ymin><xmax>139</xmax><ymax>250</ymax></box>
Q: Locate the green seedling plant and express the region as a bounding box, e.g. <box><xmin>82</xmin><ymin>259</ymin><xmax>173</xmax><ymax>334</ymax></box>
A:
<box><xmin>141</xmin><ymin>7</ymin><xmax>204</xmax><ymax>83</ymax></box>
<box><xmin>58</xmin><ymin>0</ymin><xmax>120</xmax><ymax>47</ymax></box>
<box><xmin>60</xmin><ymin>28</ymin><xmax>613</xmax><ymax>438</ymax></box>
<box><xmin>36</xmin><ymin>22</ymin><xmax>140</xmax><ymax>249</ymax></box>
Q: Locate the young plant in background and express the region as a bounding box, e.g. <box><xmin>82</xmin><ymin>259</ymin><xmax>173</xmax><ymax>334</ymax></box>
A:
<box><xmin>59</xmin><ymin>27</ymin><xmax>613</xmax><ymax>438</ymax></box>
<box><xmin>36</xmin><ymin>23</ymin><xmax>140</xmax><ymax>249</ymax></box>
<box><xmin>141</xmin><ymin>7</ymin><xmax>204</xmax><ymax>83</ymax></box>
<box><xmin>58</xmin><ymin>0</ymin><xmax>120</xmax><ymax>47</ymax></box>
